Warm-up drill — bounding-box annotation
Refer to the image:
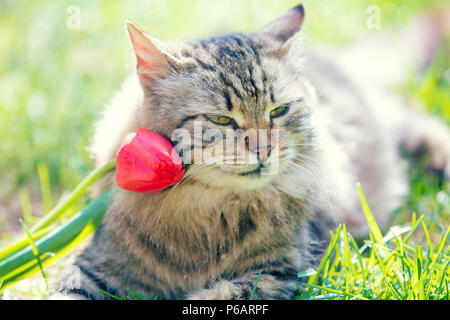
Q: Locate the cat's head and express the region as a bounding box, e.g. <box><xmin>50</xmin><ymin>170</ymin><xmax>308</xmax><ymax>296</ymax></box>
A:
<box><xmin>126</xmin><ymin>4</ymin><xmax>320</xmax><ymax>193</ymax></box>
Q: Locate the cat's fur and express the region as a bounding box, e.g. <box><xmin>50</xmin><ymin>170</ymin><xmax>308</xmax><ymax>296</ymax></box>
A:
<box><xmin>51</xmin><ymin>5</ymin><xmax>450</xmax><ymax>300</ymax></box>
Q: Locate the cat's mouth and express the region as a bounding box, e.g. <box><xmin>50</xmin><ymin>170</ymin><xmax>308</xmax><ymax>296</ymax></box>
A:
<box><xmin>221</xmin><ymin>155</ymin><xmax>286</xmax><ymax>178</ymax></box>
<box><xmin>238</xmin><ymin>165</ymin><xmax>265</xmax><ymax>176</ymax></box>
<box><xmin>211</xmin><ymin>163</ymin><xmax>273</xmax><ymax>178</ymax></box>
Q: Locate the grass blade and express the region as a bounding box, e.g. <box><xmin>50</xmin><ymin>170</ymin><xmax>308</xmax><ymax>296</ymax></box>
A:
<box><xmin>0</xmin><ymin>190</ymin><xmax>111</xmax><ymax>291</ymax></box>
<box><xmin>30</xmin><ymin>160</ymin><xmax>115</xmax><ymax>232</ymax></box>
<box><xmin>357</xmin><ymin>183</ymin><xmax>384</xmax><ymax>245</ymax></box>
<box><xmin>250</xmin><ymin>270</ymin><xmax>262</xmax><ymax>300</ymax></box>
<box><xmin>37</xmin><ymin>163</ymin><xmax>53</xmax><ymax>214</ymax></box>
<box><xmin>307</xmin><ymin>225</ymin><xmax>342</xmax><ymax>286</ymax></box>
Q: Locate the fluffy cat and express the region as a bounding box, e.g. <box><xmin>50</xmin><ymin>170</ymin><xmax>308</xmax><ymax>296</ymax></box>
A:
<box><xmin>51</xmin><ymin>5</ymin><xmax>450</xmax><ymax>299</ymax></box>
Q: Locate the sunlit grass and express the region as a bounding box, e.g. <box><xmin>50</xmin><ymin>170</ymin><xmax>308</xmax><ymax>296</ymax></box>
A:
<box><xmin>0</xmin><ymin>0</ymin><xmax>448</xmax><ymax>300</ymax></box>
<box><xmin>296</xmin><ymin>191</ymin><xmax>450</xmax><ymax>300</ymax></box>
<box><xmin>1</xmin><ymin>165</ymin><xmax>448</xmax><ymax>299</ymax></box>
<box><xmin>0</xmin><ymin>160</ymin><xmax>115</xmax><ymax>294</ymax></box>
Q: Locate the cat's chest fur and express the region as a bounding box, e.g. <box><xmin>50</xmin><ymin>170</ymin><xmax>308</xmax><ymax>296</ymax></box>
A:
<box><xmin>101</xmin><ymin>183</ymin><xmax>308</xmax><ymax>291</ymax></box>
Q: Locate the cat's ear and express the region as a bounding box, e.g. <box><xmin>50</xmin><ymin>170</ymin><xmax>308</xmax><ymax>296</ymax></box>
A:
<box><xmin>125</xmin><ymin>21</ymin><xmax>178</xmax><ymax>90</ymax></box>
<box><xmin>260</xmin><ymin>4</ymin><xmax>305</xmax><ymax>43</ymax></box>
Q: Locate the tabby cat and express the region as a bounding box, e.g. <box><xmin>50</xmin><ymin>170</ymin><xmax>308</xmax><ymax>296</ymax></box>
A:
<box><xmin>51</xmin><ymin>5</ymin><xmax>450</xmax><ymax>299</ymax></box>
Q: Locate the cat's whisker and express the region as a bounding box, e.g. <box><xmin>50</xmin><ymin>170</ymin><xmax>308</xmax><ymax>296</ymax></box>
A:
<box><xmin>156</xmin><ymin>163</ymin><xmax>227</xmax><ymax>223</ymax></box>
<box><xmin>285</xmin><ymin>159</ymin><xmax>338</xmax><ymax>226</ymax></box>
<box><xmin>289</xmin><ymin>143</ymin><xmax>319</xmax><ymax>148</ymax></box>
<box><xmin>155</xmin><ymin>161</ymin><xmax>223</xmax><ymax>223</ymax></box>
<box><xmin>293</xmin><ymin>152</ymin><xmax>323</xmax><ymax>171</ymax></box>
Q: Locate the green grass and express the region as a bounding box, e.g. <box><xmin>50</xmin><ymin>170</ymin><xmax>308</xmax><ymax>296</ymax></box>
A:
<box><xmin>0</xmin><ymin>191</ymin><xmax>111</xmax><ymax>294</ymax></box>
<box><xmin>296</xmin><ymin>191</ymin><xmax>450</xmax><ymax>300</ymax></box>
<box><xmin>0</xmin><ymin>0</ymin><xmax>448</xmax><ymax>197</ymax></box>
<box><xmin>0</xmin><ymin>0</ymin><xmax>449</xmax><ymax>300</ymax></box>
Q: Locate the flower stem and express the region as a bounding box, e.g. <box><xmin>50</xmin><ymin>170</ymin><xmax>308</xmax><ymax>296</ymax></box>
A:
<box><xmin>30</xmin><ymin>160</ymin><xmax>116</xmax><ymax>233</ymax></box>
<box><xmin>0</xmin><ymin>190</ymin><xmax>111</xmax><ymax>289</ymax></box>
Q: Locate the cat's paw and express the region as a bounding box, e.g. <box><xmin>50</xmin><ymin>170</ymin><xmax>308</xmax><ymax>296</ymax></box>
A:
<box><xmin>46</xmin><ymin>292</ymin><xmax>88</xmax><ymax>300</ymax></box>
<box><xmin>187</xmin><ymin>281</ymin><xmax>237</xmax><ymax>300</ymax></box>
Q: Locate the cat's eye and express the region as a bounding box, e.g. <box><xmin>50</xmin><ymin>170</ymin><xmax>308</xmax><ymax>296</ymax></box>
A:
<box><xmin>270</xmin><ymin>104</ymin><xmax>290</xmax><ymax>118</ymax></box>
<box><xmin>205</xmin><ymin>114</ymin><xmax>233</xmax><ymax>126</ymax></box>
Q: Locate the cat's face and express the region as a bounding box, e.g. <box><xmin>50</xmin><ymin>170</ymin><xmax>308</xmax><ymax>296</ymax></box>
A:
<box><xmin>127</xmin><ymin>5</ymin><xmax>318</xmax><ymax>191</ymax></box>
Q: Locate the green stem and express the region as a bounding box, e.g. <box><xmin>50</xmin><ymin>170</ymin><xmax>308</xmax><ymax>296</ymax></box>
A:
<box><xmin>30</xmin><ymin>160</ymin><xmax>115</xmax><ymax>233</ymax></box>
<box><xmin>0</xmin><ymin>190</ymin><xmax>111</xmax><ymax>283</ymax></box>
<box><xmin>0</xmin><ymin>227</ymin><xmax>52</xmax><ymax>261</ymax></box>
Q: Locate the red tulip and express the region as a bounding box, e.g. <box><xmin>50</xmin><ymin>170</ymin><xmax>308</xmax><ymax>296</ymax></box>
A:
<box><xmin>115</xmin><ymin>128</ymin><xmax>184</xmax><ymax>193</ymax></box>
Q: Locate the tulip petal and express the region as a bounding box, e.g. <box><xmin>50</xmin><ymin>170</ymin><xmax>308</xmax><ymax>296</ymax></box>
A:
<box><xmin>115</xmin><ymin>128</ymin><xmax>184</xmax><ymax>193</ymax></box>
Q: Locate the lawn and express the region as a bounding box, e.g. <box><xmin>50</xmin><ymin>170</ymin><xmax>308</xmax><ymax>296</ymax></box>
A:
<box><xmin>0</xmin><ymin>0</ymin><xmax>449</xmax><ymax>299</ymax></box>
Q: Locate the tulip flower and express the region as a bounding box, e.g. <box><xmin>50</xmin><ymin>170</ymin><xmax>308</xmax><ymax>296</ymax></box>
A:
<box><xmin>115</xmin><ymin>128</ymin><xmax>185</xmax><ymax>193</ymax></box>
<box><xmin>0</xmin><ymin>128</ymin><xmax>185</xmax><ymax>292</ymax></box>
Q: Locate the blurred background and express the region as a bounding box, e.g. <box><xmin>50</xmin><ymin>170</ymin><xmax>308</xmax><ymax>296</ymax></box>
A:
<box><xmin>0</xmin><ymin>0</ymin><xmax>449</xmax><ymax>244</ymax></box>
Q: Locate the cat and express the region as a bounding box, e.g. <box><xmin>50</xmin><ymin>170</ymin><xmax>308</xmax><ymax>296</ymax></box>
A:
<box><xmin>50</xmin><ymin>4</ymin><xmax>450</xmax><ymax>299</ymax></box>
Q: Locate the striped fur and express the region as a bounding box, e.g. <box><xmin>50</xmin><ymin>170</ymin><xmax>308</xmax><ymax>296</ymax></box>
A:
<box><xmin>52</xmin><ymin>5</ymin><xmax>450</xmax><ymax>299</ymax></box>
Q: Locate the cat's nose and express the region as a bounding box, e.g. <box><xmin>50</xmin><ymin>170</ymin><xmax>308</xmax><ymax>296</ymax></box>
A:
<box><xmin>244</xmin><ymin>130</ymin><xmax>272</xmax><ymax>164</ymax></box>
<box><xmin>254</xmin><ymin>145</ymin><xmax>272</xmax><ymax>164</ymax></box>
